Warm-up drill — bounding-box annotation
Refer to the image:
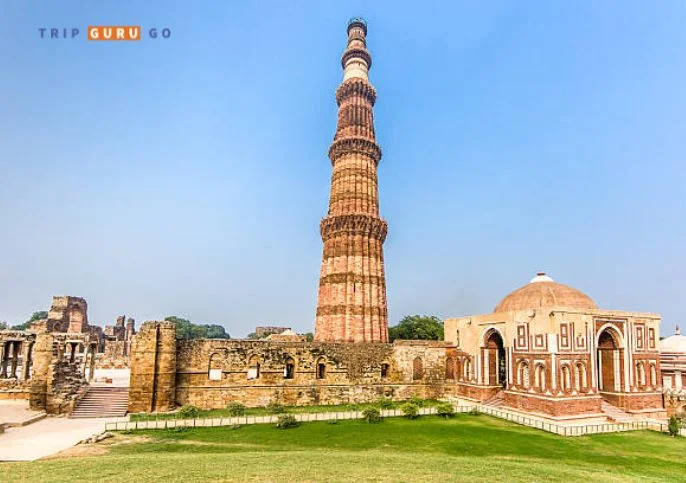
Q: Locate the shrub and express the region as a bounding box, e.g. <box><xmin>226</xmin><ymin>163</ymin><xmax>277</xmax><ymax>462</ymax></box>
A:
<box><xmin>226</xmin><ymin>402</ymin><xmax>246</xmax><ymax>417</ymax></box>
<box><xmin>401</xmin><ymin>403</ymin><xmax>420</xmax><ymax>419</ymax></box>
<box><xmin>346</xmin><ymin>403</ymin><xmax>360</xmax><ymax>412</ymax></box>
<box><xmin>376</xmin><ymin>397</ymin><xmax>395</xmax><ymax>409</ymax></box>
<box><xmin>267</xmin><ymin>402</ymin><xmax>286</xmax><ymax>414</ymax></box>
<box><xmin>469</xmin><ymin>407</ymin><xmax>480</xmax><ymax>416</ymax></box>
<box><xmin>362</xmin><ymin>407</ymin><xmax>382</xmax><ymax>423</ymax></box>
<box><xmin>177</xmin><ymin>405</ymin><xmax>200</xmax><ymax>419</ymax></box>
<box><xmin>436</xmin><ymin>403</ymin><xmax>455</xmax><ymax>418</ymax></box>
<box><xmin>409</xmin><ymin>396</ymin><xmax>425</xmax><ymax>407</ymax></box>
<box><xmin>668</xmin><ymin>415</ymin><xmax>681</xmax><ymax>437</ymax></box>
<box><xmin>275</xmin><ymin>414</ymin><xmax>299</xmax><ymax>429</ymax></box>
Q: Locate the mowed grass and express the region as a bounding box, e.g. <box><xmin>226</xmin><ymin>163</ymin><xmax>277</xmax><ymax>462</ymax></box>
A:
<box><xmin>4</xmin><ymin>414</ymin><xmax>686</xmax><ymax>482</ymax></box>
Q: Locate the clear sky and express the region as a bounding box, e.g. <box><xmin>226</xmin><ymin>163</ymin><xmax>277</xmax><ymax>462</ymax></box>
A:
<box><xmin>1</xmin><ymin>1</ymin><xmax>684</xmax><ymax>336</ymax></box>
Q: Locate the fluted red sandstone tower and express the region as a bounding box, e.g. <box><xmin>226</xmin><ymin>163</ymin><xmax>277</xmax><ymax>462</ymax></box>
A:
<box><xmin>315</xmin><ymin>18</ymin><xmax>388</xmax><ymax>343</ymax></box>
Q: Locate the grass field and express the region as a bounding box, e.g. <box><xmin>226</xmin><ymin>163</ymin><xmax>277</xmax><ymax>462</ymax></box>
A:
<box><xmin>4</xmin><ymin>414</ymin><xmax>686</xmax><ymax>482</ymax></box>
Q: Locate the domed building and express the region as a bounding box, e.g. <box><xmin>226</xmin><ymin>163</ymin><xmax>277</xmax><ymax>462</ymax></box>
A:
<box><xmin>443</xmin><ymin>273</ymin><xmax>665</xmax><ymax>421</ymax></box>
<box><xmin>661</xmin><ymin>326</ymin><xmax>686</xmax><ymax>415</ymax></box>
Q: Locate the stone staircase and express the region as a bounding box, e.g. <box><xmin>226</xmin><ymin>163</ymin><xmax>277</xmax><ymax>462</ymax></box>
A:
<box><xmin>70</xmin><ymin>386</ymin><xmax>129</xmax><ymax>418</ymax></box>
<box><xmin>601</xmin><ymin>400</ymin><xmax>635</xmax><ymax>424</ymax></box>
<box><xmin>482</xmin><ymin>390</ymin><xmax>506</xmax><ymax>408</ymax></box>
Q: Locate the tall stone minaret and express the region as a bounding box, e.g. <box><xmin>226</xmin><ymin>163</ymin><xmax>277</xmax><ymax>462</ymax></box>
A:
<box><xmin>314</xmin><ymin>17</ymin><xmax>388</xmax><ymax>343</ymax></box>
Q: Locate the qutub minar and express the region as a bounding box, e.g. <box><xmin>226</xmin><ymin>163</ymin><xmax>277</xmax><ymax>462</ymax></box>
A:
<box><xmin>315</xmin><ymin>17</ymin><xmax>389</xmax><ymax>343</ymax></box>
<box><xmin>0</xmin><ymin>17</ymin><xmax>680</xmax><ymax>424</ymax></box>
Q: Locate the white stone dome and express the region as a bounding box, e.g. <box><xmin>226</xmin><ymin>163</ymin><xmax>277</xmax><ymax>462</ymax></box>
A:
<box><xmin>661</xmin><ymin>326</ymin><xmax>686</xmax><ymax>353</ymax></box>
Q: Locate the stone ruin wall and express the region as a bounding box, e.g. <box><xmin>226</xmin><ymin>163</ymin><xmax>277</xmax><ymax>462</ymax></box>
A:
<box><xmin>28</xmin><ymin>333</ymin><xmax>94</xmax><ymax>414</ymax></box>
<box><xmin>95</xmin><ymin>341</ymin><xmax>132</xmax><ymax>369</ymax></box>
<box><xmin>129</xmin><ymin>321</ymin><xmax>449</xmax><ymax>413</ymax></box>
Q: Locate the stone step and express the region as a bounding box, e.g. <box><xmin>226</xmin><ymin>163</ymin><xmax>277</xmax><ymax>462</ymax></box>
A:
<box><xmin>70</xmin><ymin>386</ymin><xmax>130</xmax><ymax>418</ymax></box>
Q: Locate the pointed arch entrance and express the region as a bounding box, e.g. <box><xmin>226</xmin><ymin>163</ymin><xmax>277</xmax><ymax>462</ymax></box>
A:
<box><xmin>597</xmin><ymin>327</ymin><xmax>623</xmax><ymax>393</ymax></box>
<box><xmin>484</xmin><ymin>329</ymin><xmax>507</xmax><ymax>387</ymax></box>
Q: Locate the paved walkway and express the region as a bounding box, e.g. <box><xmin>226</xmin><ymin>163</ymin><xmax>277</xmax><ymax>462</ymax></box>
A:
<box><xmin>0</xmin><ymin>400</ymin><xmax>44</xmax><ymax>426</ymax></box>
<box><xmin>0</xmin><ymin>416</ymin><xmax>108</xmax><ymax>461</ymax></box>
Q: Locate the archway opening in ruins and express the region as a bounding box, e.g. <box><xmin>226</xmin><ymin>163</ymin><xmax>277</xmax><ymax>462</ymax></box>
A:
<box><xmin>597</xmin><ymin>327</ymin><xmax>622</xmax><ymax>394</ymax></box>
<box><xmin>485</xmin><ymin>330</ymin><xmax>506</xmax><ymax>388</ymax></box>
<box><xmin>284</xmin><ymin>357</ymin><xmax>295</xmax><ymax>379</ymax></box>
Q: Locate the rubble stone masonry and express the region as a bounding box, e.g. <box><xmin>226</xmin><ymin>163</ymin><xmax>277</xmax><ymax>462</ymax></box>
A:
<box><xmin>129</xmin><ymin>321</ymin><xmax>448</xmax><ymax>412</ymax></box>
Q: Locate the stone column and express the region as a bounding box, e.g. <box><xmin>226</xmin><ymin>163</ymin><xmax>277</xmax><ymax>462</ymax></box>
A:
<box><xmin>9</xmin><ymin>342</ymin><xmax>19</xmax><ymax>378</ymax></box>
<box><xmin>0</xmin><ymin>342</ymin><xmax>6</xmax><ymax>378</ymax></box>
<box><xmin>29</xmin><ymin>334</ymin><xmax>54</xmax><ymax>411</ymax></box>
<box><xmin>20</xmin><ymin>342</ymin><xmax>32</xmax><ymax>380</ymax></box>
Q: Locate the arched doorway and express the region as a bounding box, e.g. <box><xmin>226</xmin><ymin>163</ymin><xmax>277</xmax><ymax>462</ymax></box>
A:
<box><xmin>485</xmin><ymin>330</ymin><xmax>506</xmax><ymax>387</ymax></box>
<box><xmin>597</xmin><ymin>328</ymin><xmax>622</xmax><ymax>393</ymax></box>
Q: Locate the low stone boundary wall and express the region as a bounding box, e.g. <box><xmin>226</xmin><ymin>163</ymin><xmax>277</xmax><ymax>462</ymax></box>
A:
<box><xmin>105</xmin><ymin>403</ymin><xmax>675</xmax><ymax>437</ymax></box>
<box><xmin>106</xmin><ymin>407</ymin><xmax>439</xmax><ymax>431</ymax></box>
<box><xmin>474</xmin><ymin>404</ymin><xmax>667</xmax><ymax>436</ymax></box>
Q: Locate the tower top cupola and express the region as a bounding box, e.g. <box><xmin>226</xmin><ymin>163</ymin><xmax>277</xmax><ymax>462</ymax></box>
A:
<box><xmin>347</xmin><ymin>16</ymin><xmax>367</xmax><ymax>34</ymax></box>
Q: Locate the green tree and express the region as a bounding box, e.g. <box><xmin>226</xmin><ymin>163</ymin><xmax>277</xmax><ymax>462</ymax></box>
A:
<box><xmin>12</xmin><ymin>310</ymin><xmax>48</xmax><ymax>330</ymax></box>
<box><xmin>164</xmin><ymin>316</ymin><xmax>230</xmax><ymax>340</ymax></box>
<box><xmin>0</xmin><ymin>321</ymin><xmax>8</xmax><ymax>330</ymax></box>
<box><xmin>388</xmin><ymin>315</ymin><xmax>443</xmax><ymax>342</ymax></box>
<box><xmin>303</xmin><ymin>332</ymin><xmax>314</xmax><ymax>342</ymax></box>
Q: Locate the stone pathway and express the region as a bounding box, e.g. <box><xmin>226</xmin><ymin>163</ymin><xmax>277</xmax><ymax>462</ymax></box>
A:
<box><xmin>0</xmin><ymin>416</ymin><xmax>109</xmax><ymax>461</ymax></box>
<box><xmin>0</xmin><ymin>400</ymin><xmax>45</xmax><ymax>427</ymax></box>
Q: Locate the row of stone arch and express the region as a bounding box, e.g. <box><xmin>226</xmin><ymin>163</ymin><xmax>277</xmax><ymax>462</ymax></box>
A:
<box><xmin>444</xmin><ymin>356</ymin><xmax>473</xmax><ymax>382</ymax></box>
<box><xmin>512</xmin><ymin>360</ymin><xmax>590</xmax><ymax>393</ymax></box>
<box><xmin>635</xmin><ymin>360</ymin><xmax>658</xmax><ymax>389</ymax></box>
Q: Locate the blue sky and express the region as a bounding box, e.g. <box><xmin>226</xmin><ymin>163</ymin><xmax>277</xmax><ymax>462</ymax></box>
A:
<box><xmin>1</xmin><ymin>1</ymin><xmax>684</xmax><ymax>336</ymax></box>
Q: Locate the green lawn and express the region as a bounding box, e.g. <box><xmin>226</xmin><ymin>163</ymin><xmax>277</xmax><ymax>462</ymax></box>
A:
<box><xmin>5</xmin><ymin>414</ymin><xmax>686</xmax><ymax>482</ymax></box>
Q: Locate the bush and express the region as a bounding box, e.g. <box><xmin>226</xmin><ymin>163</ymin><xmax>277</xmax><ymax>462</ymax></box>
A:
<box><xmin>267</xmin><ymin>403</ymin><xmax>286</xmax><ymax>414</ymax></box>
<box><xmin>409</xmin><ymin>396</ymin><xmax>425</xmax><ymax>407</ymax></box>
<box><xmin>401</xmin><ymin>403</ymin><xmax>420</xmax><ymax>419</ymax></box>
<box><xmin>346</xmin><ymin>403</ymin><xmax>360</xmax><ymax>411</ymax></box>
<box><xmin>469</xmin><ymin>407</ymin><xmax>480</xmax><ymax>416</ymax></box>
<box><xmin>436</xmin><ymin>403</ymin><xmax>455</xmax><ymax>418</ymax></box>
<box><xmin>668</xmin><ymin>415</ymin><xmax>681</xmax><ymax>437</ymax></box>
<box><xmin>362</xmin><ymin>407</ymin><xmax>382</xmax><ymax>423</ymax></box>
<box><xmin>376</xmin><ymin>397</ymin><xmax>396</xmax><ymax>409</ymax></box>
<box><xmin>226</xmin><ymin>402</ymin><xmax>246</xmax><ymax>417</ymax></box>
<box><xmin>275</xmin><ymin>414</ymin><xmax>299</xmax><ymax>429</ymax></box>
<box><xmin>177</xmin><ymin>405</ymin><xmax>200</xmax><ymax>419</ymax></box>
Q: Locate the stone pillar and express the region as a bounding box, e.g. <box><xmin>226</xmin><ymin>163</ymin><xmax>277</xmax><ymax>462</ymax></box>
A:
<box><xmin>128</xmin><ymin>321</ymin><xmax>177</xmax><ymax>413</ymax></box>
<box><xmin>9</xmin><ymin>342</ymin><xmax>19</xmax><ymax>378</ymax></box>
<box><xmin>20</xmin><ymin>342</ymin><xmax>32</xmax><ymax>380</ymax></box>
<box><xmin>29</xmin><ymin>334</ymin><xmax>54</xmax><ymax>411</ymax></box>
<box><xmin>0</xmin><ymin>342</ymin><xmax>6</xmax><ymax>378</ymax></box>
<box><xmin>89</xmin><ymin>346</ymin><xmax>96</xmax><ymax>381</ymax></box>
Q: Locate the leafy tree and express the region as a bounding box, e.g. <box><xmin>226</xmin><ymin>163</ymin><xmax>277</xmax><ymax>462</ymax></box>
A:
<box><xmin>245</xmin><ymin>332</ymin><xmax>259</xmax><ymax>340</ymax></box>
<box><xmin>0</xmin><ymin>321</ymin><xmax>8</xmax><ymax>330</ymax></box>
<box><xmin>12</xmin><ymin>310</ymin><xmax>48</xmax><ymax>330</ymax></box>
<box><xmin>303</xmin><ymin>332</ymin><xmax>314</xmax><ymax>342</ymax></box>
<box><xmin>388</xmin><ymin>315</ymin><xmax>443</xmax><ymax>342</ymax></box>
<box><xmin>164</xmin><ymin>316</ymin><xmax>230</xmax><ymax>340</ymax></box>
